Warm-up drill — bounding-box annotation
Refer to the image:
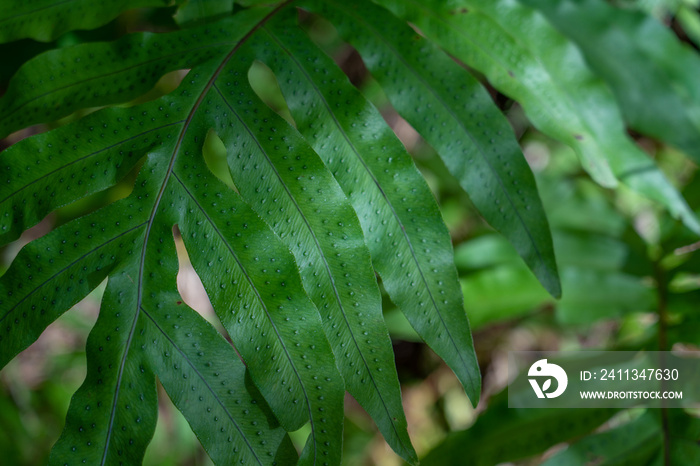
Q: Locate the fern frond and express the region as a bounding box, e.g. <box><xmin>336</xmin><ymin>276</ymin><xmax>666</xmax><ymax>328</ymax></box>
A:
<box><xmin>2</xmin><ymin>6</ymin><xmax>351</xmax><ymax>464</ymax></box>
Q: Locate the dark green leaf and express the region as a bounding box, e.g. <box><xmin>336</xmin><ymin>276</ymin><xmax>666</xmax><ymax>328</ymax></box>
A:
<box><xmin>422</xmin><ymin>391</ymin><xmax>615</xmax><ymax>466</ymax></box>
<box><xmin>557</xmin><ymin>267</ymin><xmax>655</xmax><ymax>324</ymax></box>
<box><xmin>2</xmin><ymin>7</ymin><xmax>348</xmax><ymax>463</ymax></box>
<box><xmin>0</xmin><ymin>0</ymin><xmax>169</xmax><ymax>43</ymax></box>
<box><xmin>174</xmin><ymin>0</ymin><xmax>234</xmax><ymax>26</ymax></box>
<box><xmin>543</xmin><ymin>412</ymin><xmax>661</xmax><ymax>466</ymax></box>
<box><xmin>239</xmin><ymin>14</ymin><xmax>419</xmax><ymax>462</ymax></box>
<box><xmin>0</xmin><ymin>14</ymin><xmax>264</xmax><ymax>139</ymax></box>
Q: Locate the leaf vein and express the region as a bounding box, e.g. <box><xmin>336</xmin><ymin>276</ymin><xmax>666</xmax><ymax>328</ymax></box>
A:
<box><xmin>171</xmin><ymin>170</ymin><xmax>315</xmax><ymax>452</ymax></box>
<box><xmin>0</xmin><ymin>120</ymin><xmax>185</xmax><ymax>204</ymax></box>
<box><xmin>0</xmin><ymin>42</ymin><xmax>238</xmax><ymax>125</ymax></box>
<box><xmin>0</xmin><ymin>221</ymin><xmax>147</xmax><ymax>325</ymax></box>
<box><xmin>140</xmin><ymin>306</ymin><xmax>264</xmax><ymax>465</ymax></box>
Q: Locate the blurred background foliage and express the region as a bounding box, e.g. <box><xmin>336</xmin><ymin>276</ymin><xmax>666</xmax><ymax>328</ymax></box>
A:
<box><xmin>2</xmin><ymin>1</ymin><xmax>700</xmax><ymax>465</ymax></box>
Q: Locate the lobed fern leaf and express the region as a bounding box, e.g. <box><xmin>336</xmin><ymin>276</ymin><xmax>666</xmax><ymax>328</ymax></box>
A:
<box><xmin>2</xmin><ymin>5</ymin><xmax>348</xmax><ymax>465</ymax></box>
<box><xmin>0</xmin><ymin>19</ymin><xmax>240</xmax><ymax>140</ymax></box>
<box><xmin>4</xmin><ymin>0</ymin><xmax>697</xmax><ymax>465</ymax></box>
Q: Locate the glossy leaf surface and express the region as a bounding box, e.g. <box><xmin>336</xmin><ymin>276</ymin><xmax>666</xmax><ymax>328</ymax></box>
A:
<box><xmin>0</xmin><ymin>21</ymin><xmax>237</xmax><ymax>139</ymax></box>
<box><xmin>6</xmin><ymin>0</ymin><xmax>700</xmax><ymax>465</ymax></box>
<box><xmin>304</xmin><ymin>0</ymin><xmax>561</xmax><ymax>299</ymax></box>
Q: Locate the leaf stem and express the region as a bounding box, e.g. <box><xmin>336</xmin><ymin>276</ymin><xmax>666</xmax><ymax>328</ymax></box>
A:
<box><xmin>653</xmin><ymin>258</ymin><xmax>670</xmax><ymax>466</ymax></box>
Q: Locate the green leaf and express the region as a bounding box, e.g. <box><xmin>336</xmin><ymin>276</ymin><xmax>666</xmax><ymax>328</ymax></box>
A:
<box><xmin>0</xmin><ymin>199</ymin><xmax>142</xmax><ymax>367</ymax></box>
<box><xmin>521</xmin><ymin>0</ymin><xmax>700</xmax><ymax>167</ymax></box>
<box><xmin>174</xmin><ymin>0</ymin><xmax>234</xmax><ymax>26</ymax></box>
<box><xmin>238</xmin><ymin>14</ymin><xmax>418</xmax><ymax>463</ymax></box>
<box><xmin>48</xmin><ymin>270</ymin><xmax>160</xmax><ymax>466</ymax></box>
<box><xmin>378</xmin><ymin>0</ymin><xmax>700</xmax><ymax>236</ymax></box>
<box><xmin>0</xmin><ymin>0</ymin><xmax>169</xmax><ymax>43</ymax></box>
<box><xmin>538</xmin><ymin>175</ymin><xmax>628</xmax><ymax>236</ymax></box>
<box><xmin>546</xmin><ymin>410</ymin><xmax>700</xmax><ymax>466</ymax></box>
<box><xmin>1</xmin><ymin>6</ymin><xmax>350</xmax><ymax>463</ymax></box>
<box><xmin>557</xmin><ymin>267</ymin><xmax>655</xmax><ymax>324</ymax></box>
<box><xmin>552</xmin><ymin>230</ymin><xmax>629</xmax><ymax>272</ymax></box>
<box><xmin>168</xmin><ymin>163</ymin><xmax>345</xmax><ymax>466</ymax></box>
<box><xmin>543</xmin><ymin>412</ymin><xmax>661</xmax><ymax>466</ymax></box>
<box><xmin>454</xmin><ymin>235</ymin><xmax>522</xmax><ymax>271</ymax></box>
<box><xmin>678</xmin><ymin>5</ymin><xmax>700</xmax><ymax>48</ymax></box>
<box><xmin>47</xmin><ymin>228</ymin><xmax>296</xmax><ymax>465</ymax></box>
<box><xmin>304</xmin><ymin>0</ymin><xmax>561</xmax><ymax>299</ymax></box>
<box><xmin>461</xmin><ymin>264</ymin><xmax>552</xmax><ymax>328</ymax></box>
<box><xmin>422</xmin><ymin>390</ymin><xmax>615</xmax><ymax>466</ymax></box>
<box><xmin>0</xmin><ymin>16</ymin><xmax>253</xmax><ymax>139</ymax></box>
<box><xmin>237</xmin><ymin>0</ymin><xmax>283</xmax><ymax>6</ymax></box>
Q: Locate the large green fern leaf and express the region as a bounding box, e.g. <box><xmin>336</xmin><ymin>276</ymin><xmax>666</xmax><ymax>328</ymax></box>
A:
<box><xmin>0</xmin><ymin>1</ymin><xmax>598</xmax><ymax>464</ymax></box>
<box><xmin>521</xmin><ymin>0</ymin><xmax>700</xmax><ymax>166</ymax></box>
<box><xmin>1</xmin><ymin>6</ymin><xmax>351</xmax><ymax>465</ymax></box>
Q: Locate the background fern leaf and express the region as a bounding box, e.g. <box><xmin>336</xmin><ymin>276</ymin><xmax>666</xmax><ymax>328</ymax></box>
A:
<box><xmin>174</xmin><ymin>0</ymin><xmax>235</xmax><ymax>26</ymax></box>
<box><xmin>422</xmin><ymin>390</ymin><xmax>616</xmax><ymax>466</ymax></box>
<box><xmin>522</xmin><ymin>0</ymin><xmax>700</xmax><ymax>167</ymax></box>
<box><xmin>380</xmin><ymin>0</ymin><xmax>700</xmax><ymax>234</ymax></box>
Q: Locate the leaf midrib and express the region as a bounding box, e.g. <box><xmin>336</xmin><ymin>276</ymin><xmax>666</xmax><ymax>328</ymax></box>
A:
<box><xmin>0</xmin><ymin>222</ymin><xmax>146</xmax><ymax>325</ymax></box>
<box><xmin>100</xmin><ymin>4</ymin><xmax>294</xmax><ymax>463</ymax></box>
<box><xmin>329</xmin><ymin>0</ymin><xmax>556</xmax><ymax>300</ymax></box>
<box><xmin>399</xmin><ymin>0</ymin><xmax>608</xmax><ymax>161</ymax></box>
<box><xmin>0</xmin><ymin>121</ymin><xmax>184</xmax><ymax>205</ymax></box>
